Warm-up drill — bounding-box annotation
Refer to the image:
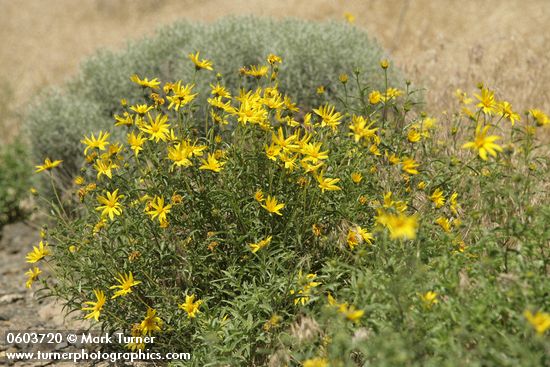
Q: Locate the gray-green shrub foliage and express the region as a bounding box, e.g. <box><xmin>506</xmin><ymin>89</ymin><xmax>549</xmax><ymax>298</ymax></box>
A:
<box><xmin>25</xmin><ymin>17</ymin><xmax>402</xmax><ymax>187</ymax></box>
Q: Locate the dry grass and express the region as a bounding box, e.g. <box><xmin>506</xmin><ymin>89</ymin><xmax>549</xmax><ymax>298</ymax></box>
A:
<box><xmin>1</xmin><ymin>0</ymin><xmax>549</xmax><ymax>143</ymax></box>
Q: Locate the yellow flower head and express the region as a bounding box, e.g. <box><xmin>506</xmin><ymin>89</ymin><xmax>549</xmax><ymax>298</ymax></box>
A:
<box><xmin>313</xmin><ymin>104</ymin><xmax>343</xmax><ymax>131</ymax></box>
<box><xmin>261</xmin><ymin>195</ymin><xmax>285</xmax><ymax>216</ymax></box>
<box><xmin>316</xmin><ymin>172</ymin><xmax>341</xmax><ymax>193</ymax></box>
<box><xmin>401</xmin><ymin>157</ymin><xmax>419</xmax><ymax>175</ymax></box>
<box><xmin>254</xmin><ymin>189</ymin><xmax>265</xmax><ymax>203</ymax></box>
<box><xmin>179</xmin><ymin>294</ymin><xmax>202</xmax><ymax>319</ymax></box>
<box><xmin>475</xmin><ymin>87</ymin><xmax>496</xmax><ymax>115</ymax></box>
<box><xmin>140</xmin><ymin>113</ymin><xmax>170</xmax><ymax>142</ymax></box>
<box><xmin>462</xmin><ymin>124</ymin><xmax>503</xmax><ymax>161</ymax></box>
<box><xmin>25</xmin><ymin>267</ymin><xmax>42</xmax><ymax>288</ymax></box>
<box><xmin>378</xmin><ymin>211</ymin><xmax>418</xmax><ymax>240</ymax></box>
<box><xmin>249</xmin><ymin>236</ymin><xmax>272</xmax><ymax>253</ymax></box>
<box><xmin>351</xmin><ymin>172</ymin><xmax>363</xmax><ymax>184</ymax></box>
<box><xmin>199</xmin><ymin>153</ymin><xmax>225</xmax><ymax>173</ymax></box>
<box><xmin>344</xmin><ymin>12</ymin><xmax>355</xmax><ymax>23</ymax></box>
<box><xmin>95</xmin><ymin>189</ymin><xmax>124</xmax><ymax>221</ymax></box>
<box><xmin>420</xmin><ymin>291</ymin><xmax>439</xmax><ymax>308</ymax></box>
<box><xmin>81</xmin><ymin>131</ymin><xmax>110</xmax><ymax>155</ymax></box>
<box><xmin>524</xmin><ymin>310</ymin><xmax>550</xmax><ymax>335</ymax></box>
<box><xmin>145</xmin><ymin>196</ymin><xmax>172</xmax><ymax>224</ymax></box>
<box><xmin>35</xmin><ymin>158</ymin><xmax>62</xmax><ymax>173</ymax></box>
<box><xmin>267</xmin><ymin>54</ymin><xmax>282</xmax><ymax>65</ymax></box>
<box><xmin>529</xmin><ymin>109</ymin><xmax>549</xmax><ymax>127</ymax></box>
<box><xmin>430</xmin><ymin>188</ymin><xmax>446</xmax><ymax>209</ymax></box>
<box><xmin>303</xmin><ymin>357</ymin><xmax>329</xmax><ymax>367</ymax></box>
<box><xmin>26</xmin><ymin>241</ymin><xmax>50</xmax><ymax>263</ymax></box>
<box><xmin>140</xmin><ymin>308</ymin><xmax>163</xmax><ymax>335</ymax></box>
<box><xmin>109</xmin><ymin>272</ymin><xmax>141</xmax><ymax>299</ymax></box>
<box><xmin>82</xmin><ymin>289</ymin><xmax>106</xmax><ymax>321</ymax></box>
<box><xmin>347</xmin><ymin>225</ymin><xmax>374</xmax><ymax>250</ymax></box>
<box><xmin>188</xmin><ymin>51</ymin><xmax>213</xmax><ymax>71</ymax></box>
<box><xmin>130</xmin><ymin>74</ymin><xmax>160</xmax><ymax>89</ymax></box>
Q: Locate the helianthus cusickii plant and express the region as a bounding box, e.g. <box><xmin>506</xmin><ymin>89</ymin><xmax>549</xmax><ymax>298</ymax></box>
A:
<box><xmin>28</xmin><ymin>51</ymin><xmax>549</xmax><ymax>366</ymax></box>
<box><xmin>24</xmin><ymin>17</ymin><xmax>402</xmax><ymax>191</ymax></box>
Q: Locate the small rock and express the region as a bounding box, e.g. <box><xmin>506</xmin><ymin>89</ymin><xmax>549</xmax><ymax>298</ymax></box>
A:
<box><xmin>0</xmin><ymin>294</ymin><xmax>24</xmax><ymax>305</ymax></box>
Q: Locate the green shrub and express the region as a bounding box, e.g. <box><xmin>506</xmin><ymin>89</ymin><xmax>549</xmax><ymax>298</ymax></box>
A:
<box><xmin>24</xmin><ymin>17</ymin><xmax>403</xmax><ymax>190</ymax></box>
<box><xmin>0</xmin><ymin>138</ymin><xmax>32</xmax><ymax>228</ymax></box>
<box><xmin>27</xmin><ymin>52</ymin><xmax>550</xmax><ymax>366</ymax></box>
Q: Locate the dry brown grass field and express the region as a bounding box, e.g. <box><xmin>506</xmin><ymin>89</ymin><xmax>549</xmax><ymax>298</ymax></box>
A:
<box><xmin>1</xmin><ymin>0</ymin><xmax>549</xmax><ymax>143</ymax></box>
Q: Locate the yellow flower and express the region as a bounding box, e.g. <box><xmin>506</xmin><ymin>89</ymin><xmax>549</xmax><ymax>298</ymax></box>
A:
<box><xmin>524</xmin><ymin>310</ymin><xmax>550</xmax><ymax>335</ymax></box>
<box><xmin>140</xmin><ymin>308</ymin><xmax>163</xmax><ymax>335</ymax></box>
<box><xmin>126</xmin><ymin>324</ymin><xmax>146</xmax><ymax>351</ymax></box>
<box><xmin>82</xmin><ymin>289</ymin><xmax>106</xmax><ymax>321</ymax></box>
<box><xmin>25</xmin><ymin>267</ymin><xmax>42</xmax><ymax>288</ymax></box>
<box><xmin>73</xmin><ymin>176</ymin><xmax>85</xmax><ymax>185</ymax></box>
<box><xmin>462</xmin><ymin>124</ymin><xmax>503</xmax><ymax>161</ymax></box>
<box><xmin>343</xmin><ymin>12</ymin><xmax>355</xmax><ymax>23</ymax></box>
<box><xmin>497</xmin><ymin>101</ymin><xmax>520</xmax><ymax>126</ymax></box>
<box><xmin>127</xmin><ymin>132</ymin><xmax>146</xmax><ymax>157</ymax></box>
<box><xmin>167</xmin><ymin>82</ymin><xmax>197</xmax><ymax>111</ymax></box>
<box><xmin>35</xmin><ymin>158</ymin><xmax>62</xmax><ymax>173</ymax></box>
<box><xmin>474</xmin><ymin>87</ymin><xmax>496</xmax><ymax>115</ymax></box>
<box><xmin>95</xmin><ymin>189</ymin><xmax>124</xmax><ymax>221</ymax></box>
<box><xmin>188</xmin><ymin>51</ymin><xmax>213</xmax><ymax>71</ymax></box>
<box><xmin>93</xmin><ymin>156</ymin><xmax>119</xmax><ymax>179</ymax></box>
<box><xmin>351</xmin><ymin>172</ymin><xmax>363</xmax><ymax>184</ymax></box>
<box><xmin>109</xmin><ymin>272</ymin><xmax>141</xmax><ymax>299</ymax></box>
<box><xmin>303</xmin><ymin>357</ymin><xmax>329</xmax><ymax>367</ymax></box>
<box><xmin>313</xmin><ymin>104</ymin><xmax>343</xmax><ymax>131</ymax></box>
<box><xmin>312</xmin><ymin>224</ymin><xmax>322</xmax><ymax>236</ymax></box>
<box><xmin>210</xmin><ymin>83</ymin><xmax>231</xmax><ymax>99</ymax></box>
<box><xmin>420</xmin><ymin>291</ymin><xmax>439</xmax><ymax>308</ymax></box>
<box><xmin>179</xmin><ymin>294</ymin><xmax>202</xmax><ymax>319</ymax></box>
<box><xmin>249</xmin><ymin>236</ymin><xmax>272</xmax><ymax>253</ymax></box>
<box><xmin>455</xmin><ymin>89</ymin><xmax>472</xmax><ymax>104</ymax></box>
<box><xmin>529</xmin><ymin>109</ymin><xmax>549</xmax><ymax>127</ymax></box>
<box><xmin>261</xmin><ymin>195</ymin><xmax>285</xmax><ymax>216</ymax></box>
<box><xmin>378</xmin><ymin>212</ymin><xmax>418</xmax><ymax>240</ymax></box>
<box><xmin>140</xmin><ymin>113</ymin><xmax>170</xmax><ymax>142</ymax></box>
<box><xmin>254</xmin><ymin>189</ymin><xmax>265</xmax><ymax>203</ymax></box>
<box><xmin>347</xmin><ymin>225</ymin><xmax>374</xmax><ymax>250</ymax></box>
<box><xmin>199</xmin><ymin>153</ymin><xmax>225</xmax><ymax>172</ymax></box>
<box><xmin>291</xmin><ymin>272</ymin><xmax>321</xmax><ymax>305</ymax></box>
<box><xmin>449</xmin><ymin>192</ymin><xmax>459</xmax><ymax>215</ymax></box>
<box><xmin>26</xmin><ymin>241</ymin><xmax>50</xmax><ymax>263</ymax></box>
<box><xmin>241</xmin><ymin>65</ymin><xmax>269</xmax><ymax>78</ymax></box>
<box><xmin>301</xmin><ymin>142</ymin><xmax>329</xmax><ymax>164</ymax></box>
<box><xmin>81</xmin><ymin>131</ymin><xmax>110</xmax><ymax>155</ymax></box>
<box><xmin>430</xmin><ymin>188</ymin><xmax>446</xmax><ymax>208</ymax></box>
<box><xmin>401</xmin><ymin>157</ymin><xmax>419</xmax><ymax>175</ymax></box>
<box><xmin>369</xmin><ymin>90</ymin><xmax>382</xmax><ymax>104</ymax></box>
<box><xmin>130</xmin><ymin>74</ymin><xmax>160</xmax><ymax>89</ymax></box>
<box><xmin>130</xmin><ymin>103</ymin><xmax>154</xmax><ymax>116</ymax></box>
<box><xmin>338</xmin><ymin>303</ymin><xmax>364</xmax><ymax>322</ymax></box>
<box><xmin>407</xmin><ymin>128</ymin><xmax>422</xmax><ymax>143</ymax></box>
<box><xmin>271</xmin><ymin>127</ymin><xmax>299</xmax><ymax>152</ymax></box>
<box><xmin>349</xmin><ymin>115</ymin><xmax>378</xmax><ymax>143</ymax></box>
<box><xmin>316</xmin><ymin>85</ymin><xmax>325</xmax><ymax>95</ymax></box>
<box><xmin>263</xmin><ymin>313</ymin><xmax>282</xmax><ymax>331</ymax></box>
<box><xmin>380</xmin><ymin>59</ymin><xmax>389</xmax><ymax>69</ymax></box>
<box><xmin>145</xmin><ymin>196</ymin><xmax>172</xmax><ymax>224</ymax></box>
<box><xmin>316</xmin><ymin>172</ymin><xmax>341</xmax><ymax>193</ymax></box>
<box><xmin>267</xmin><ymin>54</ymin><xmax>282</xmax><ymax>65</ymax></box>
<box><xmin>435</xmin><ymin>217</ymin><xmax>452</xmax><ymax>232</ymax></box>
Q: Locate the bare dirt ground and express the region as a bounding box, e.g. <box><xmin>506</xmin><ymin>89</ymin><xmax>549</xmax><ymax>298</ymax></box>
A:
<box><xmin>0</xmin><ymin>0</ymin><xmax>549</xmax><ymax>364</ymax></box>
